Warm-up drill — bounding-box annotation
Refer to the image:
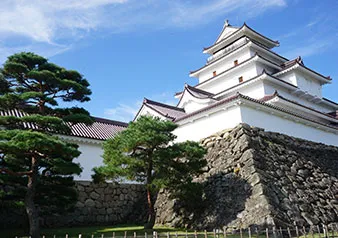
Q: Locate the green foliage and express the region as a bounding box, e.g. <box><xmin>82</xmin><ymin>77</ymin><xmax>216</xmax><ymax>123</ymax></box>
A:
<box><xmin>94</xmin><ymin>116</ymin><xmax>206</xmax><ymax>188</ymax></box>
<box><xmin>0</xmin><ymin>52</ymin><xmax>92</xmax><ymax>237</ymax></box>
<box><xmin>94</xmin><ymin>116</ymin><xmax>207</xmax><ymax>227</ymax></box>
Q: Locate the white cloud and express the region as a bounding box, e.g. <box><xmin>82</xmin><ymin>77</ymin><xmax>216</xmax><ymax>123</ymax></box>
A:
<box><xmin>104</xmin><ymin>102</ymin><xmax>141</xmax><ymax>123</ymax></box>
<box><xmin>0</xmin><ymin>0</ymin><xmax>287</xmax><ymax>60</ymax></box>
<box><xmin>282</xmin><ymin>39</ymin><xmax>334</xmax><ymax>59</ymax></box>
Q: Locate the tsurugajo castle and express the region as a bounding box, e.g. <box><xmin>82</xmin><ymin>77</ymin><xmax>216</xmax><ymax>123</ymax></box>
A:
<box><xmin>135</xmin><ymin>20</ymin><xmax>338</xmax><ymax>146</ymax></box>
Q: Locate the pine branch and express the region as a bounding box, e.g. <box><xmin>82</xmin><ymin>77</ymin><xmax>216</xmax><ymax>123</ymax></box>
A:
<box><xmin>0</xmin><ymin>167</ymin><xmax>33</xmax><ymax>176</ymax></box>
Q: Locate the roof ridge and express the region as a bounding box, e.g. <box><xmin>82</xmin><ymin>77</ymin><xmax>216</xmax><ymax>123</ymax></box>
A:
<box><xmin>185</xmin><ymin>84</ymin><xmax>215</xmax><ymax>96</ymax></box>
<box><xmin>144</xmin><ymin>98</ymin><xmax>184</xmax><ymax>111</ymax></box>
<box><xmin>92</xmin><ymin>117</ymin><xmax>129</xmax><ymax>127</ymax></box>
<box><xmin>278</xmin><ymin>58</ymin><xmax>332</xmax><ymax>81</ymax></box>
<box><xmin>262</xmin><ymin>92</ymin><xmax>338</xmax><ymax>121</ymax></box>
<box><xmin>204</xmin><ymin>22</ymin><xmax>279</xmax><ymax>52</ymax></box>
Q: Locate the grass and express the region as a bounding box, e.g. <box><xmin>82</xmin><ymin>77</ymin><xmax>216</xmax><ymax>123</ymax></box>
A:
<box><xmin>1</xmin><ymin>224</ymin><xmax>334</xmax><ymax>238</ymax></box>
<box><xmin>0</xmin><ymin>224</ymin><xmax>190</xmax><ymax>238</ymax></box>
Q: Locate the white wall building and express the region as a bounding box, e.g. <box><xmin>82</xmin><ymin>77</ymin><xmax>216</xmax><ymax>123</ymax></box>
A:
<box><xmin>1</xmin><ymin>110</ymin><xmax>128</xmax><ymax>181</ymax></box>
<box><xmin>135</xmin><ymin>21</ymin><xmax>338</xmax><ymax>146</ymax></box>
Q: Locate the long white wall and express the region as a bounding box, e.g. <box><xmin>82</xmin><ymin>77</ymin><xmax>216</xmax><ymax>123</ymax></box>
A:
<box><xmin>174</xmin><ymin>102</ymin><xmax>338</xmax><ymax>146</ymax></box>
<box><xmin>240</xmin><ymin>105</ymin><xmax>338</xmax><ymax>146</ymax></box>
<box><xmin>174</xmin><ymin>106</ymin><xmax>242</xmax><ymax>142</ymax></box>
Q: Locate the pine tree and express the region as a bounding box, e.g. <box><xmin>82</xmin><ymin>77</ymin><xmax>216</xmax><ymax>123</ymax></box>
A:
<box><xmin>0</xmin><ymin>52</ymin><xmax>92</xmax><ymax>238</ymax></box>
<box><xmin>93</xmin><ymin>116</ymin><xmax>207</xmax><ymax>229</ymax></box>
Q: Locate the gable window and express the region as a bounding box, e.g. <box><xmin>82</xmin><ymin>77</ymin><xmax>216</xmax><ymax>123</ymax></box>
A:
<box><xmin>238</xmin><ymin>76</ymin><xmax>243</xmax><ymax>83</ymax></box>
<box><xmin>234</xmin><ymin>60</ymin><xmax>238</xmax><ymax>66</ymax></box>
<box><xmin>213</xmin><ymin>71</ymin><xmax>217</xmax><ymax>77</ymax></box>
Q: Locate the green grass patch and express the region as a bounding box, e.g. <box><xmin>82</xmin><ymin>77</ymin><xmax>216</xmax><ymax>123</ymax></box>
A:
<box><xmin>0</xmin><ymin>224</ymin><xmax>190</xmax><ymax>238</ymax></box>
<box><xmin>1</xmin><ymin>224</ymin><xmax>334</xmax><ymax>238</ymax></box>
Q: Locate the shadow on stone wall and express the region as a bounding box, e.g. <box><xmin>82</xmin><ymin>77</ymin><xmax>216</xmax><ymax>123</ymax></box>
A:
<box><xmin>194</xmin><ymin>172</ymin><xmax>252</xmax><ymax>229</ymax></box>
<box><xmin>155</xmin><ymin>172</ymin><xmax>252</xmax><ymax>229</ymax></box>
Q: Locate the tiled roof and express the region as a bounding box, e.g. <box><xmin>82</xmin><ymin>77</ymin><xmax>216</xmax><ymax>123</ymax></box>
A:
<box><xmin>70</xmin><ymin>117</ymin><xmax>128</xmax><ymax>140</ymax></box>
<box><xmin>278</xmin><ymin>56</ymin><xmax>332</xmax><ymax>81</ymax></box>
<box><xmin>191</xmin><ymin>37</ymin><xmax>288</xmax><ymax>76</ymax></box>
<box><xmin>261</xmin><ymin>91</ymin><xmax>338</xmax><ymax>121</ymax></box>
<box><xmin>141</xmin><ymin>98</ymin><xmax>186</xmax><ymax>120</ymax></box>
<box><xmin>0</xmin><ymin>109</ymin><xmax>128</xmax><ymax>141</ymax></box>
<box><xmin>203</xmin><ymin>23</ymin><xmax>279</xmax><ymax>52</ymax></box>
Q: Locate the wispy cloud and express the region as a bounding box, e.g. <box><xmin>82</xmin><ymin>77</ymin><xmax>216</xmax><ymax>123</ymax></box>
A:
<box><xmin>0</xmin><ymin>0</ymin><xmax>287</xmax><ymax>61</ymax></box>
<box><xmin>104</xmin><ymin>102</ymin><xmax>141</xmax><ymax>123</ymax></box>
<box><xmin>282</xmin><ymin>38</ymin><xmax>335</xmax><ymax>59</ymax></box>
<box><xmin>278</xmin><ymin>14</ymin><xmax>338</xmax><ymax>59</ymax></box>
<box><xmin>103</xmin><ymin>92</ymin><xmax>178</xmax><ymax>122</ymax></box>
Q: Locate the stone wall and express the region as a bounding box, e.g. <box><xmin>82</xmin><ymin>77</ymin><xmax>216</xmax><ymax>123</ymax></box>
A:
<box><xmin>0</xmin><ymin>182</ymin><xmax>147</xmax><ymax>229</ymax></box>
<box><xmin>155</xmin><ymin>124</ymin><xmax>338</xmax><ymax>229</ymax></box>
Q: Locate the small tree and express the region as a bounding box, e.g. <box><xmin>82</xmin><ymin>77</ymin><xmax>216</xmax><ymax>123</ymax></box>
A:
<box><xmin>93</xmin><ymin>116</ymin><xmax>207</xmax><ymax>229</ymax></box>
<box><xmin>0</xmin><ymin>52</ymin><xmax>92</xmax><ymax>238</ymax></box>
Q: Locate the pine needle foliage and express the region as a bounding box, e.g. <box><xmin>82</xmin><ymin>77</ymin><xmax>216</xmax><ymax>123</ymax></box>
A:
<box><xmin>93</xmin><ymin>116</ymin><xmax>207</xmax><ymax>229</ymax></box>
<box><xmin>0</xmin><ymin>52</ymin><xmax>92</xmax><ymax>238</ymax></box>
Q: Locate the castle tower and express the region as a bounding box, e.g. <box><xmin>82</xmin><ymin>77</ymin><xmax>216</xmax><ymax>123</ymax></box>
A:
<box><xmin>135</xmin><ymin>21</ymin><xmax>338</xmax><ymax>146</ymax></box>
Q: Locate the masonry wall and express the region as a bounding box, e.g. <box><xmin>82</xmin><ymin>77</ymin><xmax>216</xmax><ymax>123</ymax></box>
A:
<box><xmin>155</xmin><ymin>123</ymin><xmax>338</xmax><ymax>229</ymax></box>
<box><xmin>0</xmin><ymin>182</ymin><xmax>147</xmax><ymax>229</ymax></box>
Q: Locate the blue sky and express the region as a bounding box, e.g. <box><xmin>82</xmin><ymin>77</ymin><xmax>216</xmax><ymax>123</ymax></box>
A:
<box><xmin>1</xmin><ymin>0</ymin><xmax>337</xmax><ymax>122</ymax></box>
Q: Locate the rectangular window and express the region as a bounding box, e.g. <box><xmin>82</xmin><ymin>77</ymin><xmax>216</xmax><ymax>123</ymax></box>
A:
<box><xmin>234</xmin><ymin>60</ymin><xmax>238</xmax><ymax>66</ymax></box>
<box><xmin>213</xmin><ymin>71</ymin><xmax>217</xmax><ymax>77</ymax></box>
<box><xmin>239</xmin><ymin>76</ymin><xmax>243</xmax><ymax>83</ymax></box>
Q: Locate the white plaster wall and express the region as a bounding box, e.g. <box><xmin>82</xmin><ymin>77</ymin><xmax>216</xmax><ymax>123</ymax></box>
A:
<box><xmin>174</xmin><ymin>106</ymin><xmax>242</xmax><ymax>142</ymax></box>
<box><xmin>183</xmin><ymin>100</ymin><xmax>214</xmax><ymax>114</ymax></box>
<box><xmin>217</xmin><ymin>81</ymin><xmax>266</xmax><ymax>100</ymax></box>
<box><xmin>73</xmin><ymin>141</ymin><xmax>104</xmax><ymax>181</ymax></box>
<box><xmin>135</xmin><ymin>105</ymin><xmax>166</xmax><ymax>120</ymax></box>
<box><xmin>278</xmin><ymin>72</ymin><xmax>322</xmax><ymax>98</ymax></box>
<box><xmin>238</xmin><ymin>81</ymin><xmax>266</xmax><ymax>99</ymax></box>
<box><xmin>295</xmin><ymin>73</ymin><xmax>322</xmax><ymax>98</ymax></box>
<box><xmin>240</xmin><ymin>105</ymin><xmax>338</xmax><ymax>146</ymax></box>
<box><xmin>215</xmin><ymin>27</ymin><xmax>238</xmax><ymax>43</ymax></box>
<box><xmin>198</xmin><ymin>63</ymin><xmax>258</xmax><ymax>94</ymax></box>
<box><xmin>199</xmin><ymin>47</ymin><xmax>252</xmax><ymax>83</ymax></box>
<box><xmin>174</xmin><ymin>102</ymin><xmax>338</xmax><ymax>146</ymax></box>
<box><xmin>278</xmin><ymin>72</ymin><xmax>297</xmax><ymax>86</ymax></box>
<box><xmin>263</xmin><ymin>83</ymin><xmax>334</xmax><ymax>113</ymax></box>
<box><xmin>255</xmin><ymin>62</ymin><xmax>279</xmax><ymax>75</ymax></box>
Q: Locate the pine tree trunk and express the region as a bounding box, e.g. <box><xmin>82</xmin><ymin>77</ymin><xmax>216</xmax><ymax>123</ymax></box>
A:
<box><xmin>144</xmin><ymin>185</ymin><xmax>155</xmax><ymax>229</ymax></box>
<box><xmin>144</xmin><ymin>157</ymin><xmax>155</xmax><ymax>229</ymax></box>
<box><xmin>25</xmin><ymin>157</ymin><xmax>40</xmax><ymax>238</ymax></box>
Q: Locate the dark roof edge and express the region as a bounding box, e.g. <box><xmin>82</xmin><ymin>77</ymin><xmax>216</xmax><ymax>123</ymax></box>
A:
<box><xmin>144</xmin><ymin>98</ymin><xmax>185</xmax><ymax>112</ymax></box>
<box><xmin>93</xmin><ymin>117</ymin><xmax>129</xmax><ymax>127</ymax></box>
<box><xmin>323</xmin><ymin>98</ymin><xmax>338</xmax><ymax>106</ymax></box>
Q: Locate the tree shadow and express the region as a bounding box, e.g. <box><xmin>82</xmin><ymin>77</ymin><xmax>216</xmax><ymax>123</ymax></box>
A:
<box><xmin>167</xmin><ymin>172</ymin><xmax>252</xmax><ymax>229</ymax></box>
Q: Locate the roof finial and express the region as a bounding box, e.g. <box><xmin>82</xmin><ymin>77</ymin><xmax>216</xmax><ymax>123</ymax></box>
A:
<box><xmin>224</xmin><ymin>19</ymin><xmax>230</xmax><ymax>27</ymax></box>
